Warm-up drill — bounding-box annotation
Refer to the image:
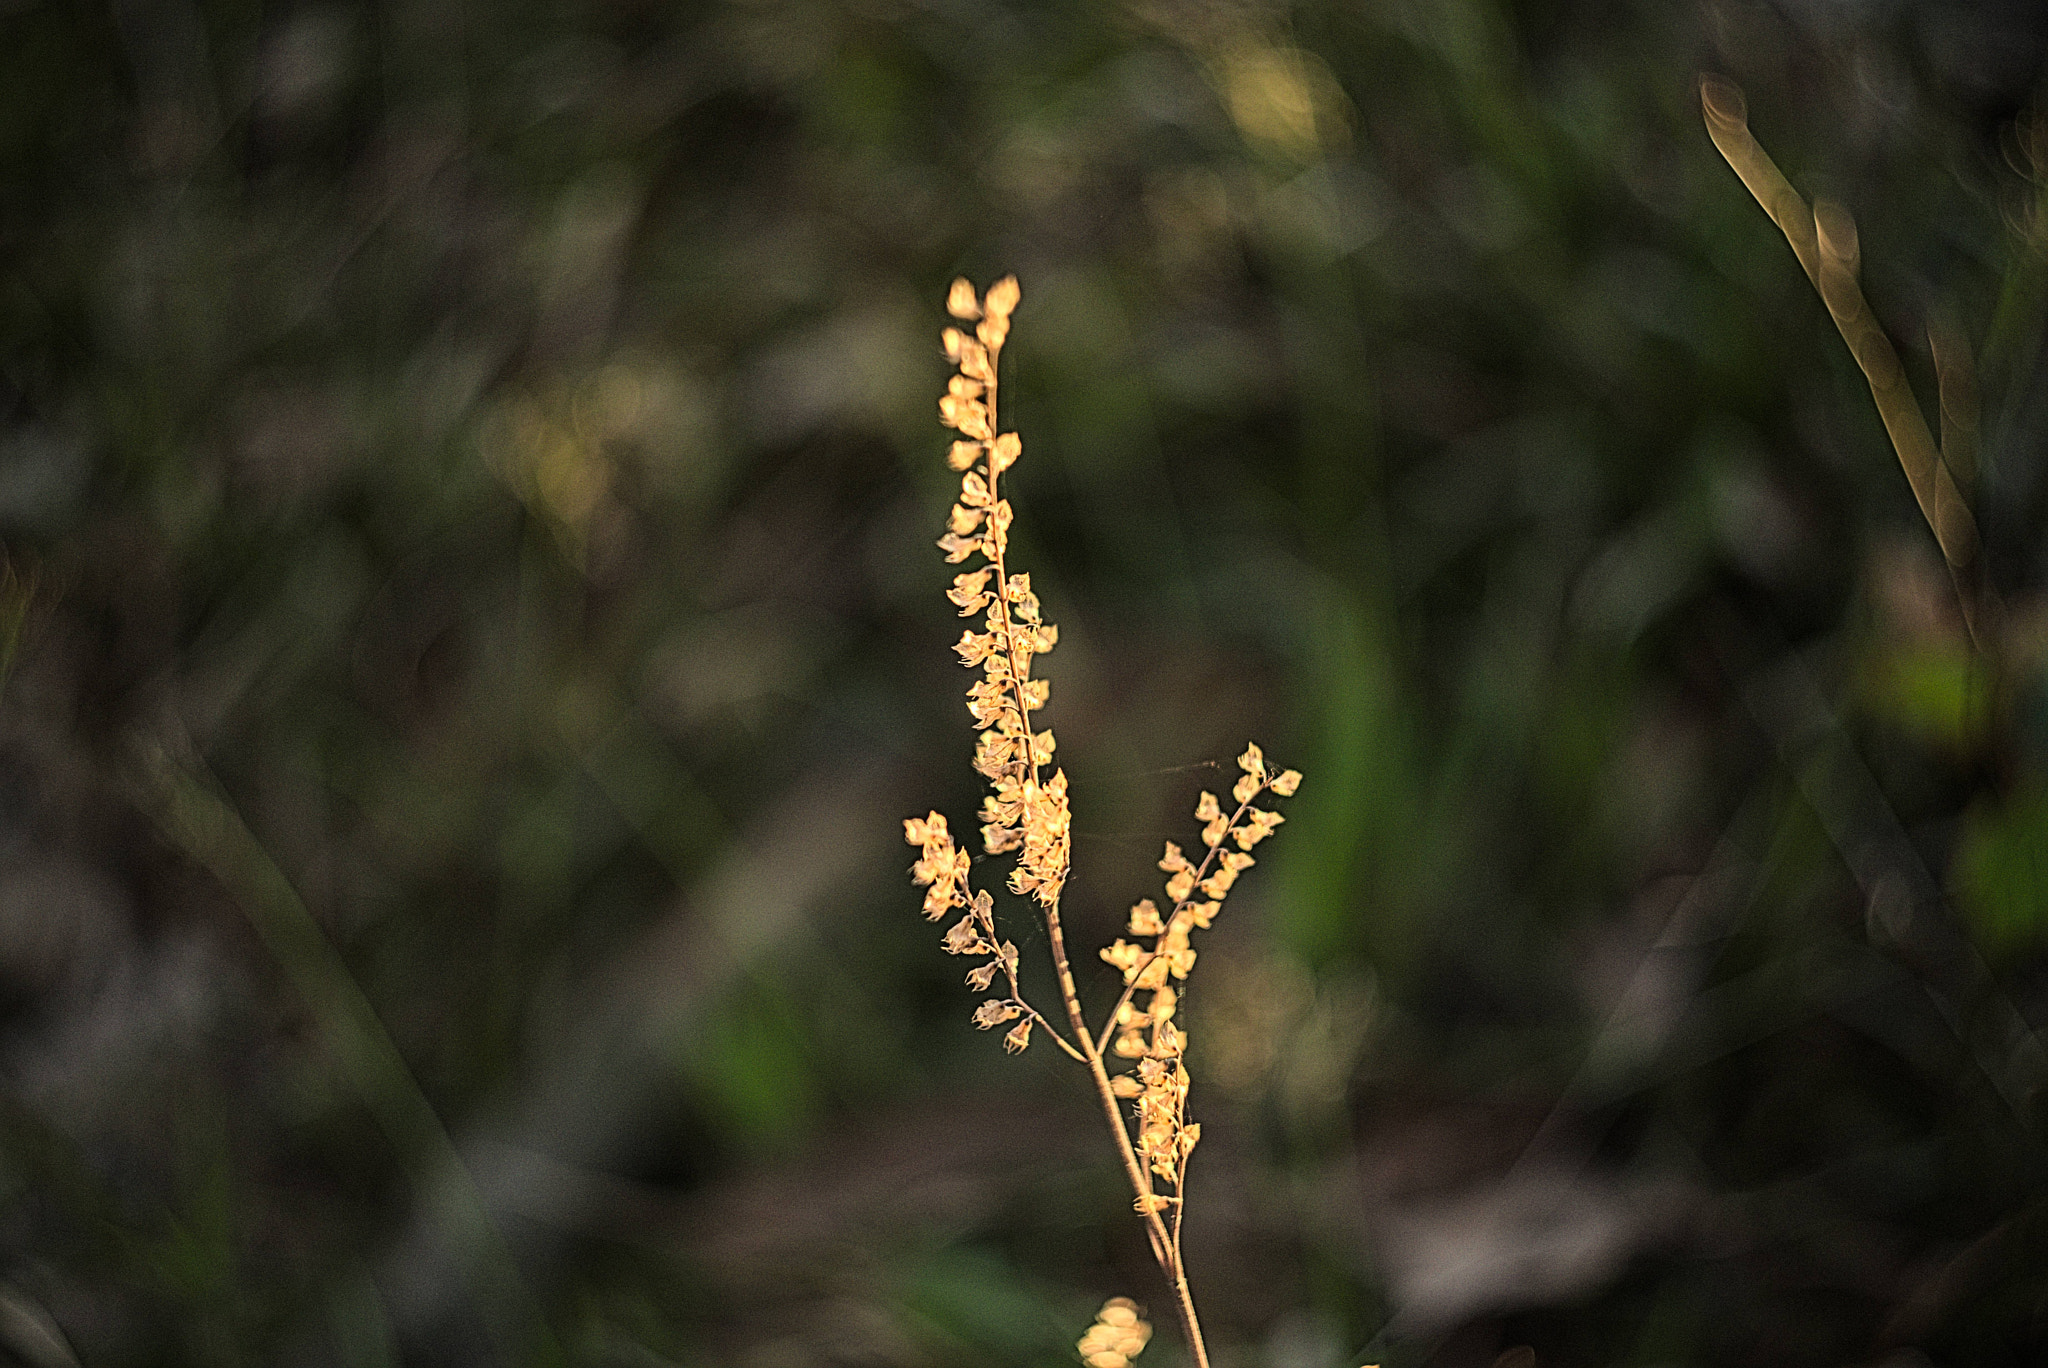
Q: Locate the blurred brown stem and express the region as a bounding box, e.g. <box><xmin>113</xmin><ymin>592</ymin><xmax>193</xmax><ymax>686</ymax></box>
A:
<box><xmin>1700</xmin><ymin>75</ymin><xmax>1992</xmax><ymax>651</ymax></box>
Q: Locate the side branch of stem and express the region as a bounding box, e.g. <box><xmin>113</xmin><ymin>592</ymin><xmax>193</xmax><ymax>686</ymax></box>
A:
<box><xmin>1046</xmin><ymin>898</ymin><xmax>1211</xmax><ymax>1368</ymax></box>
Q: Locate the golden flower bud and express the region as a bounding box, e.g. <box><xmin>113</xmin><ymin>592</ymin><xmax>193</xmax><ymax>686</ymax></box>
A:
<box><xmin>946</xmin><ymin>277</ymin><xmax>982</xmax><ymax>319</ymax></box>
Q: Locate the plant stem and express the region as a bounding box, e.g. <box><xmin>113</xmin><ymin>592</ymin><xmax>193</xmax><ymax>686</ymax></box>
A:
<box><xmin>1092</xmin><ymin>785</ymin><xmax>1271</xmax><ymax>1058</ymax></box>
<box><xmin>1046</xmin><ymin>900</ymin><xmax>1211</xmax><ymax>1368</ymax></box>
<box><xmin>969</xmin><ymin>289</ymin><xmax>1210</xmax><ymax>1366</ymax></box>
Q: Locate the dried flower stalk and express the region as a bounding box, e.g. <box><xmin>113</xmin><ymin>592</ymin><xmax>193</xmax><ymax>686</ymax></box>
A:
<box><xmin>904</xmin><ymin>276</ymin><xmax>1302</xmax><ymax>1368</ymax></box>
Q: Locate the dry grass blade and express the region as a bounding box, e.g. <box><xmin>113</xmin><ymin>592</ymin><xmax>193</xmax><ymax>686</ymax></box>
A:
<box><xmin>1928</xmin><ymin>310</ymin><xmax>1980</xmax><ymax>494</ymax></box>
<box><xmin>1712</xmin><ymin>78</ymin><xmax>1982</xmax><ymax>647</ymax></box>
<box><xmin>1810</xmin><ymin>201</ymin><xmax>1979</xmax><ymax>571</ymax></box>
<box><xmin>1699</xmin><ymin>76</ymin><xmax>1821</xmax><ymax>287</ymax></box>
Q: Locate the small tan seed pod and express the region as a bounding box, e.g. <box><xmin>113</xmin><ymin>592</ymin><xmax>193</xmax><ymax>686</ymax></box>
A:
<box><xmin>946</xmin><ymin>277</ymin><xmax>981</xmax><ymax>319</ymax></box>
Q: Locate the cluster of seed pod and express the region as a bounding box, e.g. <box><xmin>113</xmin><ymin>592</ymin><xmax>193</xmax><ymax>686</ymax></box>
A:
<box><xmin>903</xmin><ymin>275</ymin><xmax>1070</xmax><ymax>1054</ymax></box>
<box><xmin>1076</xmin><ymin>1298</ymin><xmax>1152</xmax><ymax>1368</ymax></box>
<box><xmin>904</xmin><ymin>811</ymin><xmax>1033</xmax><ymax>1053</ymax></box>
<box><xmin>935</xmin><ymin>275</ymin><xmax>1070</xmax><ymax>910</ymax></box>
<box><xmin>906</xmin><ymin>278</ymin><xmax>1304</xmax><ymax>1368</ymax></box>
<box><xmin>1101</xmin><ymin>745</ymin><xmax>1300</xmax><ymax>1198</ymax></box>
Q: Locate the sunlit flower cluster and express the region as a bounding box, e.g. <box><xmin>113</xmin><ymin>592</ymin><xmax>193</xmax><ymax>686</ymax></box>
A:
<box><xmin>904</xmin><ymin>810</ymin><xmax>1033</xmax><ymax>1053</ymax></box>
<box><xmin>934</xmin><ymin>275</ymin><xmax>1071</xmax><ymax>911</ymax></box>
<box><xmin>1102</xmin><ymin>745</ymin><xmax>1300</xmax><ymax>1200</ymax></box>
<box><xmin>903</xmin><ymin>274</ymin><xmax>1070</xmax><ymax>1053</ymax></box>
<box><xmin>902</xmin><ymin>277</ymin><xmax>1302</xmax><ymax>1368</ymax></box>
<box><xmin>1077</xmin><ymin>1298</ymin><xmax>1152</xmax><ymax>1368</ymax></box>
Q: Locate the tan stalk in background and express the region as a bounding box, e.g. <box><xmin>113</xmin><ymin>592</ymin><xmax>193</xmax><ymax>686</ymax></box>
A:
<box><xmin>1700</xmin><ymin>75</ymin><xmax>1995</xmax><ymax>649</ymax></box>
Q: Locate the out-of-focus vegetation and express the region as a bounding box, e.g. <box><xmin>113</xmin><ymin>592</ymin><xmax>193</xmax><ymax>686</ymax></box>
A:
<box><xmin>1</xmin><ymin>0</ymin><xmax>2045</xmax><ymax>1365</ymax></box>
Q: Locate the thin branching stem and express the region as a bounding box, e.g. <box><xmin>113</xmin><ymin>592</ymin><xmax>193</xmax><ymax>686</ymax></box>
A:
<box><xmin>1171</xmin><ymin>1143</ymin><xmax>1191</xmax><ymax>1273</ymax></box>
<box><xmin>1093</xmin><ymin>954</ymin><xmax>1160</xmax><ymax>1060</ymax></box>
<box><xmin>1022</xmin><ymin>1000</ymin><xmax>1088</xmax><ymax>1062</ymax></box>
<box><xmin>1055</xmin><ymin>912</ymin><xmax>1210</xmax><ymax>1368</ymax></box>
<box><xmin>965</xmin><ymin>298</ymin><xmax>1205</xmax><ymax>1356</ymax></box>
<box><xmin>1091</xmin><ymin>785</ymin><xmax>1273</xmax><ymax>1057</ymax></box>
<box><xmin>971</xmin><ymin>891</ymin><xmax>1084</xmax><ymax>1059</ymax></box>
<box><xmin>912</xmin><ymin>277</ymin><xmax>1298</xmax><ymax>1368</ymax></box>
<box><xmin>978</xmin><ymin>343</ymin><xmax>1047</xmax><ymax>790</ymax></box>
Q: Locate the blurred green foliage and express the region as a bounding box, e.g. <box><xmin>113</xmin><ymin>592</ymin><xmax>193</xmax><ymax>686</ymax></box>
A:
<box><xmin>1</xmin><ymin>0</ymin><xmax>2046</xmax><ymax>1365</ymax></box>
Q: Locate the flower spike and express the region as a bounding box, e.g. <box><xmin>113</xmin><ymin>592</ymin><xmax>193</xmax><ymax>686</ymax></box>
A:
<box><xmin>903</xmin><ymin>277</ymin><xmax>1302</xmax><ymax>1368</ymax></box>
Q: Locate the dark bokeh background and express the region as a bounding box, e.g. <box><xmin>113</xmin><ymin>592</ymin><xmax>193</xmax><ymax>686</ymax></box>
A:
<box><xmin>3</xmin><ymin>0</ymin><xmax>2048</xmax><ymax>1364</ymax></box>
